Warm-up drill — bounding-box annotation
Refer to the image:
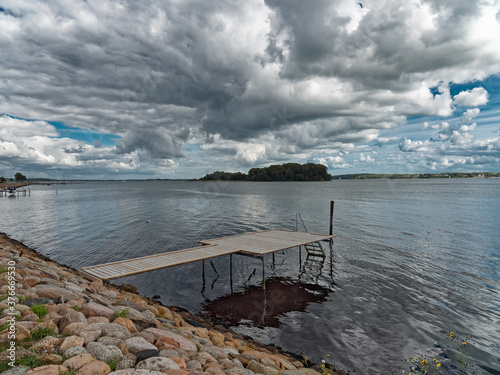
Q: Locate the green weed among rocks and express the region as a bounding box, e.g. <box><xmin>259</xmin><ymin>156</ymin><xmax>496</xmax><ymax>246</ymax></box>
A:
<box><xmin>105</xmin><ymin>356</ymin><xmax>121</xmax><ymax>371</ymax></box>
<box><xmin>59</xmin><ymin>368</ymin><xmax>76</xmax><ymax>375</ymax></box>
<box><xmin>0</xmin><ymin>354</ymin><xmax>45</xmax><ymax>371</ymax></box>
<box><xmin>114</xmin><ymin>308</ymin><xmax>129</xmax><ymax>319</ymax></box>
<box><xmin>30</xmin><ymin>304</ymin><xmax>49</xmax><ymax>321</ymax></box>
<box><xmin>30</xmin><ymin>327</ymin><xmax>57</xmax><ymax>340</ymax></box>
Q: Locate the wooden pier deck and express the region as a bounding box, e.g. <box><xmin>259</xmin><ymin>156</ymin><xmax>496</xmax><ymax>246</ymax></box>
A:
<box><xmin>81</xmin><ymin>229</ymin><xmax>333</xmax><ymax>281</ymax></box>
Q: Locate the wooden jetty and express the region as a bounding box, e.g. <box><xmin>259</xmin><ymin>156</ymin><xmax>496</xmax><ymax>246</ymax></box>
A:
<box><xmin>81</xmin><ymin>229</ymin><xmax>333</xmax><ymax>281</ymax></box>
<box><xmin>0</xmin><ymin>188</ymin><xmax>30</xmax><ymax>197</ymax></box>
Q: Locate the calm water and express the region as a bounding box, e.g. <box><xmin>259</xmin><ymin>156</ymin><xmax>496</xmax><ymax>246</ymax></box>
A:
<box><xmin>2</xmin><ymin>179</ymin><xmax>499</xmax><ymax>373</ymax></box>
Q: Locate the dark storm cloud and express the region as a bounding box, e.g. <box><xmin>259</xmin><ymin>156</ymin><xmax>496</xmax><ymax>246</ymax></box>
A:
<box><xmin>0</xmin><ymin>0</ymin><xmax>499</xmax><ymax>177</ymax></box>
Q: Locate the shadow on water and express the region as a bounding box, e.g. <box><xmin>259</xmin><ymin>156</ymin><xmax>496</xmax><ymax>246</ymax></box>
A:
<box><xmin>204</xmin><ymin>276</ymin><xmax>333</xmax><ymax>328</ymax></box>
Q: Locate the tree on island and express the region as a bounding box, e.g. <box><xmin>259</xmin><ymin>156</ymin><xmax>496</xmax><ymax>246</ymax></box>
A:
<box><xmin>15</xmin><ymin>172</ymin><xmax>27</xmax><ymax>181</ymax></box>
<box><xmin>248</xmin><ymin>163</ymin><xmax>332</xmax><ymax>181</ymax></box>
<box><xmin>199</xmin><ymin>163</ymin><xmax>332</xmax><ymax>181</ymax></box>
<box><xmin>199</xmin><ymin>171</ymin><xmax>248</xmax><ymax>181</ymax></box>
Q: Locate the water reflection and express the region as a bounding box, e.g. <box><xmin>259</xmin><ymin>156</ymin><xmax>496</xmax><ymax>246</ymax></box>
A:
<box><xmin>204</xmin><ymin>277</ymin><xmax>333</xmax><ymax>328</ymax></box>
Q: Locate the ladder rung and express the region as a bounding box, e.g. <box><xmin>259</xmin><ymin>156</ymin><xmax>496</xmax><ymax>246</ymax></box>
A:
<box><xmin>306</xmin><ymin>253</ymin><xmax>325</xmax><ymax>258</ymax></box>
<box><xmin>306</xmin><ymin>249</ymin><xmax>325</xmax><ymax>255</ymax></box>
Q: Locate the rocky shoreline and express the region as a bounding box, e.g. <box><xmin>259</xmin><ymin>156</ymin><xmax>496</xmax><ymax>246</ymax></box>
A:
<box><xmin>0</xmin><ymin>233</ymin><xmax>345</xmax><ymax>375</ymax></box>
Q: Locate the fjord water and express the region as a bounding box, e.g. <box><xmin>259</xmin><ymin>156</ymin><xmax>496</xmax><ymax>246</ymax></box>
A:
<box><xmin>2</xmin><ymin>179</ymin><xmax>499</xmax><ymax>373</ymax></box>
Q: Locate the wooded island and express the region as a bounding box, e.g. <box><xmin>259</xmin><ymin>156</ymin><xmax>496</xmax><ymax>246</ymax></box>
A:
<box><xmin>199</xmin><ymin>163</ymin><xmax>332</xmax><ymax>181</ymax></box>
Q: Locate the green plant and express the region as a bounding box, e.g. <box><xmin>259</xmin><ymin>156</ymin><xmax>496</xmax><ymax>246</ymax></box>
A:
<box><xmin>0</xmin><ymin>267</ymin><xmax>8</xmax><ymax>274</ymax></box>
<box><xmin>59</xmin><ymin>368</ymin><xmax>76</xmax><ymax>375</ymax></box>
<box><xmin>320</xmin><ymin>354</ymin><xmax>335</xmax><ymax>374</ymax></box>
<box><xmin>114</xmin><ymin>308</ymin><xmax>129</xmax><ymax>319</ymax></box>
<box><xmin>71</xmin><ymin>305</ymin><xmax>80</xmax><ymax>311</ymax></box>
<box><xmin>303</xmin><ymin>355</ymin><xmax>310</xmax><ymax>368</ymax></box>
<box><xmin>17</xmin><ymin>354</ymin><xmax>44</xmax><ymax>368</ymax></box>
<box><xmin>0</xmin><ymin>360</ymin><xmax>12</xmax><ymax>372</ymax></box>
<box><xmin>30</xmin><ymin>304</ymin><xmax>49</xmax><ymax>321</ymax></box>
<box><xmin>0</xmin><ymin>353</ymin><xmax>45</xmax><ymax>371</ymax></box>
<box><xmin>105</xmin><ymin>356</ymin><xmax>120</xmax><ymax>371</ymax></box>
<box><xmin>30</xmin><ymin>327</ymin><xmax>56</xmax><ymax>340</ymax></box>
<box><xmin>18</xmin><ymin>295</ymin><xmax>31</xmax><ymax>303</ymax></box>
<box><xmin>448</xmin><ymin>332</ymin><xmax>475</xmax><ymax>375</ymax></box>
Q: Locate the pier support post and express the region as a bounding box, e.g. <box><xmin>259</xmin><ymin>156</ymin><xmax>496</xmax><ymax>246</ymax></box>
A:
<box><xmin>262</xmin><ymin>257</ymin><xmax>266</xmax><ymax>290</ymax></box>
<box><xmin>329</xmin><ymin>200</ymin><xmax>335</xmax><ymax>237</ymax></box>
<box><xmin>230</xmin><ymin>254</ymin><xmax>233</xmax><ymax>293</ymax></box>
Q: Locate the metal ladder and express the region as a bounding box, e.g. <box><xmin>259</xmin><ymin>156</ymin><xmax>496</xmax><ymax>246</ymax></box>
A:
<box><xmin>296</xmin><ymin>213</ymin><xmax>326</xmax><ymax>258</ymax></box>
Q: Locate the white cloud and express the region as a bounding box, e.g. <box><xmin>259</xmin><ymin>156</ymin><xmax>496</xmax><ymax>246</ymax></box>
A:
<box><xmin>359</xmin><ymin>153</ymin><xmax>375</xmax><ymax>163</ymax></box>
<box><xmin>376</xmin><ymin>136</ymin><xmax>401</xmax><ymax>146</ymax></box>
<box><xmin>453</xmin><ymin>87</ymin><xmax>489</xmax><ymax>107</ymax></box>
<box><xmin>0</xmin><ymin>115</ymin><xmax>146</xmax><ymax>177</ymax></box>
<box><xmin>314</xmin><ymin>156</ymin><xmax>351</xmax><ymax>169</ymax></box>
<box><xmin>1</xmin><ymin>0</ymin><xmax>500</xmax><ymax>177</ymax></box>
<box><xmin>397</xmin><ymin>108</ymin><xmax>500</xmax><ymax>170</ymax></box>
<box><xmin>399</xmin><ymin>139</ymin><xmax>432</xmax><ymax>152</ymax></box>
<box><xmin>461</xmin><ymin>108</ymin><xmax>481</xmax><ymax>123</ymax></box>
<box><xmin>234</xmin><ymin>144</ymin><xmax>267</xmax><ymax>164</ymax></box>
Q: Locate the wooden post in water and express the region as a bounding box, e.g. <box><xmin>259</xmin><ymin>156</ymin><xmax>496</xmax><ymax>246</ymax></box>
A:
<box><xmin>229</xmin><ymin>254</ymin><xmax>233</xmax><ymax>293</ymax></box>
<box><xmin>329</xmin><ymin>200</ymin><xmax>335</xmax><ymax>236</ymax></box>
<box><xmin>262</xmin><ymin>257</ymin><xmax>266</xmax><ymax>290</ymax></box>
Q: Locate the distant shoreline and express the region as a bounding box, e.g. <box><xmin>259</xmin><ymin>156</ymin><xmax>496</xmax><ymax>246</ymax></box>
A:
<box><xmin>2</xmin><ymin>171</ymin><xmax>499</xmax><ymax>185</ymax></box>
<box><xmin>330</xmin><ymin>172</ymin><xmax>500</xmax><ymax>180</ymax></box>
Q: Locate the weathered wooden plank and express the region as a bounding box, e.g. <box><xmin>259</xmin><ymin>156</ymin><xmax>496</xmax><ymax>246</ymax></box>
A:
<box><xmin>82</xmin><ymin>229</ymin><xmax>333</xmax><ymax>280</ymax></box>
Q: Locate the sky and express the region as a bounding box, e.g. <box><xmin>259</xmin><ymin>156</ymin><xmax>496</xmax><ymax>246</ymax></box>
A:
<box><xmin>1</xmin><ymin>0</ymin><xmax>500</xmax><ymax>180</ymax></box>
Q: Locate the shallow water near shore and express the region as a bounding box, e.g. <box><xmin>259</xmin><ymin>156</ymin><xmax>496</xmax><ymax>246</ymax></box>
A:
<box><xmin>2</xmin><ymin>179</ymin><xmax>499</xmax><ymax>373</ymax></box>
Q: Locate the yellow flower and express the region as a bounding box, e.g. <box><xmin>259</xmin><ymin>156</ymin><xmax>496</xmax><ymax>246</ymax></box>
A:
<box><xmin>437</xmin><ymin>363</ymin><xmax>441</xmax><ymax>368</ymax></box>
<box><xmin>421</xmin><ymin>360</ymin><xmax>428</xmax><ymax>365</ymax></box>
<box><xmin>463</xmin><ymin>342</ymin><xmax>467</xmax><ymax>345</ymax></box>
<box><xmin>414</xmin><ymin>357</ymin><xmax>418</xmax><ymax>362</ymax></box>
<box><xmin>449</xmin><ymin>332</ymin><xmax>454</xmax><ymax>337</ymax></box>
<box><xmin>425</xmin><ymin>371</ymin><xmax>427</xmax><ymax>374</ymax></box>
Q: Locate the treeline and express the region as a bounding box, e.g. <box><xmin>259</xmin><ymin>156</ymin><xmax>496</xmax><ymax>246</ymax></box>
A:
<box><xmin>199</xmin><ymin>163</ymin><xmax>332</xmax><ymax>181</ymax></box>
<box><xmin>331</xmin><ymin>172</ymin><xmax>500</xmax><ymax>179</ymax></box>
<box><xmin>198</xmin><ymin>171</ymin><xmax>247</xmax><ymax>181</ymax></box>
<box><xmin>0</xmin><ymin>172</ymin><xmax>27</xmax><ymax>183</ymax></box>
<box><xmin>248</xmin><ymin>163</ymin><xmax>331</xmax><ymax>181</ymax></box>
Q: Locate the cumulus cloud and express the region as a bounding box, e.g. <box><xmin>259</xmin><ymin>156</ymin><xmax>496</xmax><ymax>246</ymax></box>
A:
<box><xmin>0</xmin><ymin>0</ymin><xmax>500</xmax><ymax>177</ymax></box>
<box><xmin>398</xmin><ymin>108</ymin><xmax>500</xmax><ymax>169</ymax></box>
<box><xmin>314</xmin><ymin>156</ymin><xmax>351</xmax><ymax>169</ymax></box>
<box><xmin>376</xmin><ymin>136</ymin><xmax>402</xmax><ymax>147</ymax></box>
<box><xmin>453</xmin><ymin>87</ymin><xmax>489</xmax><ymax>106</ymax></box>
<box><xmin>461</xmin><ymin>108</ymin><xmax>481</xmax><ymax>123</ymax></box>
<box><xmin>399</xmin><ymin>139</ymin><xmax>432</xmax><ymax>153</ymax></box>
<box><xmin>0</xmin><ymin>115</ymin><xmax>148</xmax><ymax>178</ymax></box>
<box><xmin>359</xmin><ymin>153</ymin><xmax>375</xmax><ymax>163</ymax></box>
